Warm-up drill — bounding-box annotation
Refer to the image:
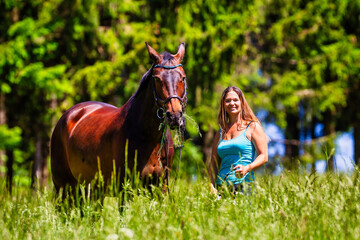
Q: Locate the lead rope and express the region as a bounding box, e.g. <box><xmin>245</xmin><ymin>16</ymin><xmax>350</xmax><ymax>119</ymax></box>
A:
<box><xmin>163</xmin><ymin>130</ymin><xmax>169</xmax><ymax>191</ymax></box>
<box><xmin>159</xmin><ymin>122</ymin><xmax>185</xmax><ymax>194</ymax></box>
<box><xmin>158</xmin><ymin>121</ymin><xmax>170</xmax><ymax>191</ymax></box>
<box><xmin>161</xmin><ymin>125</ymin><xmax>184</xmax><ymax>195</ymax></box>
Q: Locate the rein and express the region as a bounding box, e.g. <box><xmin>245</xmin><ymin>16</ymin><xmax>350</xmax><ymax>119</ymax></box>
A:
<box><xmin>152</xmin><ymin>63</ymin><xmax>186</xmax><ymax>191</ymax></box>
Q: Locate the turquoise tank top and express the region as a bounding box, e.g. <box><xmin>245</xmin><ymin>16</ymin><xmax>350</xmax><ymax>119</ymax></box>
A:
<box><xmin>216</xmin><ymin>123</ymin><xmax>256</xmax><ymax>186</ymax></box>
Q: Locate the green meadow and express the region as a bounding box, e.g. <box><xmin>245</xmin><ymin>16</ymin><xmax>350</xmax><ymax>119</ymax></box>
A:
<box><xmin>1</xmin><ymin>170</ymin><xmax>359</xmax><ymax>240</ymax></box>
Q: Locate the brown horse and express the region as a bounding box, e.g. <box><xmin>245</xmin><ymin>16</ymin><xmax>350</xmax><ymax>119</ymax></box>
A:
<box><xmin>50</xmin><ymin>42</ymin><xmax>186</xmax><ymax>193</ymax></box>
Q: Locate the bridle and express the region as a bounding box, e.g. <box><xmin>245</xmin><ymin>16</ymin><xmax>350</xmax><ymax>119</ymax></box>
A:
<box><xmin>151</xmin><ymin>63</ymin><xmax>186</xmax><ymax>192</ymax></box>
<box><xmin>151</xmin><ymin>64</ymin><xmax>187</xmax><ymax>119</ymax></box>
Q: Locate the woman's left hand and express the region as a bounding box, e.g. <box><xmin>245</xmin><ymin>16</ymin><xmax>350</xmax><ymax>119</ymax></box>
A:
<box><xmin>233</xmin><ymin>164</ymin><xmax>251</xmax><ymax>178</ymax></box>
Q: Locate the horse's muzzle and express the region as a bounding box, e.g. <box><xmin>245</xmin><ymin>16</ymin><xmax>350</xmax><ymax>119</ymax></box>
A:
<box><xmin>166</xmin><ymin>111</ymin><xmax>185</xmax><ymax>130</ymax></box>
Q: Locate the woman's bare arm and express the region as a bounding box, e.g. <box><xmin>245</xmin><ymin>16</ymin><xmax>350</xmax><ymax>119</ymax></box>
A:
<box><xmin>234</xmin><ymin>122</ymin><xmax>268</xmax><ymax>176</ymax></box>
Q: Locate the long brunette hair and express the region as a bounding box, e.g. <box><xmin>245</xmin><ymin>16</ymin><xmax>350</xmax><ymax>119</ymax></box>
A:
<box><xmin>218</xmin><ymin>86</ymin><xmax>259</xmax><ymax>137</ymax></box>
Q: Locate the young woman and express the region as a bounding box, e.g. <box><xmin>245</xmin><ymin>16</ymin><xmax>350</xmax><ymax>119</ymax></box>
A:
<box><xmin>208</xmin><ymin>86</ymin><xmax>268</xmax><ymax>194</ymax></box>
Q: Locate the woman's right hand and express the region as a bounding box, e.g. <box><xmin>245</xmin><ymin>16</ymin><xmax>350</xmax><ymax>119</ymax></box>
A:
<box><xmin>210</xmin><ymin>183</ymin><xmax>218</xmax><ymax>195</ymax></box>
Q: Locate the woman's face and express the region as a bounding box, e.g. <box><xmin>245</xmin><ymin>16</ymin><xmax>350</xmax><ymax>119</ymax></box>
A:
<box><xmin>224</xmin><ymin>90</ymin><xmax>241</xmax><ymax>116</ymax></box>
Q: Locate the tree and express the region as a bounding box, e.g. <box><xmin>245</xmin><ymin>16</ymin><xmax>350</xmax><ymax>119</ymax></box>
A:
<box><xmin>0</xmin><ymin>0</ymin><xmax>70</xmax><ymax>188</ymax></box>
<box><xmin>259</xmin><ymin>0</ymin><xmax>360</xmax><ymax>170</ymax></box>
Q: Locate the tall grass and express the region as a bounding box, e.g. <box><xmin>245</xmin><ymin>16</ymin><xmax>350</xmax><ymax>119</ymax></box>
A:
<box><xmin>1</xmin><ymin>169</ymin><xmax>360</xmax><ymax>239</ymax></box>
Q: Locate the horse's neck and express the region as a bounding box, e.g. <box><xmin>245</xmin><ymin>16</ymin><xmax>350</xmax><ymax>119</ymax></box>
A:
<box><xmin>126</xmin><ymin>82</ymin><xmax>162</xmax><ymax>140</ymax></box>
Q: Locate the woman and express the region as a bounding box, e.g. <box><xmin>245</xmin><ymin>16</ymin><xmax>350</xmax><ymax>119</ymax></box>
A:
<box><xmin>208</xmin><ymin>86</ymin><xmax>268</xmax><ymax>194</ymax></box>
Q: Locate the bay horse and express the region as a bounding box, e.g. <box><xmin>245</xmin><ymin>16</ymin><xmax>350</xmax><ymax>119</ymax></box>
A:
<box><xmin>50</xmin><ymin>42</ymin><xmax>186</xmax><ymax>193</ymax></box>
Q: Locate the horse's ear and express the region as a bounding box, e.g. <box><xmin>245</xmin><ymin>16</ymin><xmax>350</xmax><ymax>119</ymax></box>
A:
<box><xmin>174</xmin><ymin>42</ymin><xmax>185</xmax><ymax>62</ymax></box>
<box><xmin>145</xmin><ymin>42</ymin><xmax>161</xmax><ymax>62</ymax></box>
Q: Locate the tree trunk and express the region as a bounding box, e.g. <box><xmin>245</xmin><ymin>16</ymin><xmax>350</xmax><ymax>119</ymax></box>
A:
<box><xmin>354</xmin><ymin>122</ymin><xmax>360</xmax><ymax>166</ymax></box>
<box><xmin>0</xmin><ymin>93</ymin><xmax>6</xmax><ymax>178</ymax></box>
<box><xmin>310</xmin><ymin>116</ymin><xmax>316</xmax><ymax>173</ymax></box>
<box><xmin>284</xmin><ymin>112</ymin><xmax>300</xmax><ymax>170</ymax></box>
<box><xmin>31</xmin><ymin>133</ymin><xmax>49</xmax><ymax>188</ymax></box>
<box><xmin>6</xmin><ymin>150</ymin><xmax>14</xmax><ymax>193</ymax></box>
<box><xmin>323</xmin><ymin>110</ymin><xmax>336</xmax><ymax>171</ymax></box>
<box><xmin>31</xmin><ymin>95</ymin><xmax>56</xmax><ymax>189</ymax></box>
<box><xmin>202</xmin><ymin>128</ymin><xmax>215</xmax><ymax>170</ymax></box>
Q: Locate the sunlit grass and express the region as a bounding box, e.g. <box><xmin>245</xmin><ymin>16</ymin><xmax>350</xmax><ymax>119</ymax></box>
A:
<box><xmin>1</xmin><ymin>169</ymin><xmax>360</xmax><ymax>239</ymax></box>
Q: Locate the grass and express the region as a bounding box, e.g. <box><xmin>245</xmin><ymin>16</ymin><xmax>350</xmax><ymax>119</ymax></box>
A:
<box><xmin>1</xmin><ymin>169</ymin><xmax>360</xmax><ymax>240</ymax></box>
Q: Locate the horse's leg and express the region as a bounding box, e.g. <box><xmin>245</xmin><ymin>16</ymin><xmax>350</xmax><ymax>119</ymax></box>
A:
<box><xmin>139</xmin><ymin>137</ymin><xmax>174</xmax><ymax>193</ymax></box>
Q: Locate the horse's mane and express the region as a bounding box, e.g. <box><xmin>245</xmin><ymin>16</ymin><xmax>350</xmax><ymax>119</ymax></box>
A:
<box><xmin>132</xmin><ymin>51</ymin><xmax>175</xmax><ymax>99</ymax></box>
<box><xmin>132</xmin><ymin>64</ymin><xmax>154</xmax><ymax>99</ymax></box>
<box><xmin>161</xmin><ymin>52</ymin><xmax>175</xmax><ymax>65</ymax></box>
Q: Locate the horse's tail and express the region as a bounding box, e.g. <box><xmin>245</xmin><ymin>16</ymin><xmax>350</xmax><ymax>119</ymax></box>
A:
<box><xmin>50</xmin><ymin>114</ymin><xmax>77</xmax><ymax>194</ymax></box>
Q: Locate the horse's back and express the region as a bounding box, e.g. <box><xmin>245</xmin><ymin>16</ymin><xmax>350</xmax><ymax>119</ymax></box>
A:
<box><xmin>63</xmin><ymin>101</ymin><xmax>117</xmax><ymax>131</ymax></box>
<box><xmin>51</xmin><ymin>101</ymin><xmax>122</xmax><ymax>191</ymax></box>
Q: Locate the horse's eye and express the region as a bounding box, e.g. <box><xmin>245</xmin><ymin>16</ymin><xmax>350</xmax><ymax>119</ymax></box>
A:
<box><xmin>182</xmin><ymin>77</ymin><xmax>186</xmax><ymax>82</ymax></box>
<box><xmin>153</xmin><ymin>76</ymin><xmax>160</xmax><ymax>82</ymax></box>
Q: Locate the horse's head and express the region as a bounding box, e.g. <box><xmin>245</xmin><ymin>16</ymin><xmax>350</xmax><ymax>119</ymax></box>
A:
<box><xmin>146</xmin><ymin>42</ymin><xmax>187</xmax><ymax>130</ymax></box>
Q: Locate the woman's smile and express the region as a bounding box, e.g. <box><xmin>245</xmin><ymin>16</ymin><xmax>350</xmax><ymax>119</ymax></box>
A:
<box><xmin>224</xmin><ymin>91</ymin><xmax>241</xmax><ymax>115</ymax></box>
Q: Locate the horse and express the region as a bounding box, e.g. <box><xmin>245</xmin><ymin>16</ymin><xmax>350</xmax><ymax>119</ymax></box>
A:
<box><xmin>50</xmin><ymin>42</ymin><xmax>187</xmax><ymax>193</ymax></box>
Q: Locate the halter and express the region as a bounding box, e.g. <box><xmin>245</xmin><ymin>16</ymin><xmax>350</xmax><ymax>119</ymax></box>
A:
<box><xmin>152</xmin><ymin>64</ymin><xmax>187</xmax><ymax>119</ymax></box>
<box><xmin>154</xmin><ymin>64</ymin><xmax>183</xmax><ymax>69</ymax></box>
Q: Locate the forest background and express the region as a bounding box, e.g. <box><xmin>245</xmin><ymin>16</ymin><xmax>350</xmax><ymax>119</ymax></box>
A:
<box><xmin>1</xmin><ymin>0</ymin><xmax>359</xmax><ymax>190</ymax></box>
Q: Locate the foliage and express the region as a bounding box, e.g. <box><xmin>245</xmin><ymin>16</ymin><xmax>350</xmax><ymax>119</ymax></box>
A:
<box><xmin>260</xmin><ymin>0</ymin><xmax>357</xmax><ymax>122</ymax></box>
<box><xmin>173</xmin><ymin>140</ymin><xmax>204</xmax><ymax>179</ymax></box>
<box><xmin>0</xmin><ymin>125</ymin><xmax>21</xmax><ymax>150</ymax></box>
<box><xmin>0</xmin><ymin>0</ymin><xmax>360</xmax><ymax>183</ymax></box>
<box><xmin>258</xmin><ymin>0</ymin><xmax>360</xmax><ymax>167</ymax></box>
<box><xmin>1</xmin><ymin>171</ymin><xmax>360</xmax><ymax>239</ymax></box>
